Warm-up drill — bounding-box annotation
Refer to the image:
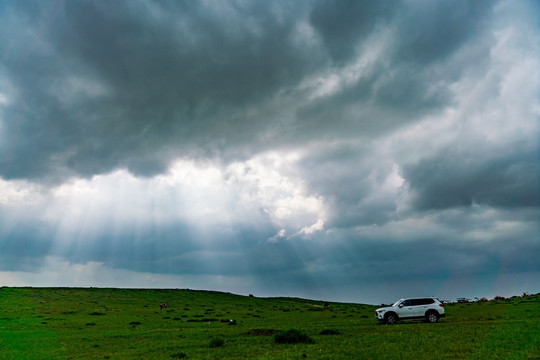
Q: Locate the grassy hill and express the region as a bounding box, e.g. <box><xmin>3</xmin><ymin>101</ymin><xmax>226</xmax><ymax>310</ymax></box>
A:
<box><xmin>0</xmin><ymin>287</ymin><xmax>538</xmax><ymax>359</ymax></box>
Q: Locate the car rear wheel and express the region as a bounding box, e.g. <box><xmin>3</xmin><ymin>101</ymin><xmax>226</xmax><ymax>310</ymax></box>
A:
<box><xmin>426</xmin><ymin>312</ymin><xmax>439</xmax><ymax>323</ymax></box>
<box><xmin>385</xmin><ymin>313</ymin><xmax>398</xmax><ymax>325</ymax></box>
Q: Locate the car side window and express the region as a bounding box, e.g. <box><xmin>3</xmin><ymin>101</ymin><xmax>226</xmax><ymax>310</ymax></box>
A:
<box><xmin>401</xmin><ymin>300</ymin><xmax>412</xmax><ymax>306</ymax></box>
<box><xmin>409</xmin><ymin>298</ymin><xmax>434</xmax><ymax>306</ymax></box>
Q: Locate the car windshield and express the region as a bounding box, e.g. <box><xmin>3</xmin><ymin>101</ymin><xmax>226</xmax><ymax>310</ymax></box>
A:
<box><xmin>392</xmin><ymin>299</ymin><xmax>403</xmax><ymax>307</ymax></box>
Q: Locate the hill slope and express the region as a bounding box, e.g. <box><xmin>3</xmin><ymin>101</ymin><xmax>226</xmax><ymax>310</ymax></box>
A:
<box><xmin>0</xmin><ymin>287</ymin><xmax>538</xmax><ymax>359</ymax></box>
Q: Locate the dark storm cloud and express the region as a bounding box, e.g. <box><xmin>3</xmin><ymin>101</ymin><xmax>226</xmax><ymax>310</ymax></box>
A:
<box><xmin>296</xmin><ymin>0</ymin><xmax>496</xmax><ymax>143</ymax></box>
<box><xmin>310</xmin><ymin>0</ymin><xmax>494</xmax><ymax>65</ymax></box>
<box><xmin>391</xmin><ymin>0</ymin><xmax>496</xmax><ymax>65</ymax></box>
<box><xmin>309</xmin><ymin>0</ymin><xmax>393</xmax><ymax>63</ymax></box>
<box><xmin>403</xmin><ymin>145</ymin><xmax>540</xmax><ymax>210</ymax></box>
<box><xmin>0</xmin><ymin>0</ymin><xmax>497</xmax><ymax>183</ymax></box>
<box><xmin>0</xmin><ymin>0</ymin><xmax>322</xmax><ymax>181</ymax></box>
<box><xmin>248</xmin><ymin>213</ymin><xmax>540</xmax><ymax>301</ymax></box>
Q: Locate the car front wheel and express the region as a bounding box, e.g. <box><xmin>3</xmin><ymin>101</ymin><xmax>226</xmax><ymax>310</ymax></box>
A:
<box><xmin>385</xmin><ymin>313</ymin><xmax>398</xmax><ymax>325</ymax></box>
<box><xmin>426</xmin><ymin>312</ymin><xmax>439</xmax><ymax>323</ymax></box>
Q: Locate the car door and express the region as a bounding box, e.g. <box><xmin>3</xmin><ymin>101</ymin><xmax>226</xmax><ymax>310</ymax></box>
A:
<box><xmin>413</xmin><ymin>298</ymin><xmax>433</xmax><ymax>317</ymax></box>
<box><xmin>396</xmin><ymin>299</ymin><xmax>415</xmax><ymax>319</ymax></box>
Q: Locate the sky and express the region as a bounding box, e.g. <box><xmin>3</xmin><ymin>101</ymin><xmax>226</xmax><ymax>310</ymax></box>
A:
<box><xmin>0</xmin><ymin>0</ymin><xmax>539</xmax><ymax>304</ymax></box>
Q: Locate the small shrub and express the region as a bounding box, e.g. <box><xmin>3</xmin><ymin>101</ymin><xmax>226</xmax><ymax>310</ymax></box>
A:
<box><xmin>244</xmin><ymin>329</ymin><xmax>276</xmax><ymax>336</ymax></box>
<box><xmin>170</xmin><ymin>352</ymin><xmax>187</xmax><ymax>358</ymax></box>
<box><xmin>274</xmin><ymin>329</ymin><xmax>314</xmax><ymax>344</ymax></box>
<box><xmin>129</xmin><ymin>321</ymin><xmax>141</xmax><ymax>325</ymax></box>
<box><xmin>85</xmin><ymin>322</ymin><xmax>96</xmax><ymax>326</ymax></box>
<box><xmin>319</xmin><ymin>328</ymin><xmax>341</xmax><ymax>335</ymax></box>
<box><xmin>209</xmin><ymin>337</ymin><xmax>225</xmax><ymax>348</ymax></box>
<box><xmin>89</xmin><ymin>312</ymin><xmax>105</xmax><ymax>316</ymax></box>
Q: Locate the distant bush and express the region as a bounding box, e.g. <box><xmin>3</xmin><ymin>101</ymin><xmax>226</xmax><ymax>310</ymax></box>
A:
<box><xmin>129</xmin><ymin>321</ymin><xmax>141</xmax><ymax>326</ymax></box>
<box><xmin>319</xmin><ymin>328</ymin><xmax>341</xmax><ymax>335</ymax></box>
<box><xmin>244</xmin><ymin>329</ymin><xmax>276</xmax><ymax>336</ymax></box>
<box><xmin>274</xmin><ymin>329</ymin><xmax>314</xmax><ymax>344</ymax></box>
<box><xmin>89</xmin><ymin>312</ymin><xmax>105</xmax><ymax>316</ymax></box>
<box><xmin>209</xmin><ymin>337</ymin><xmax>225</xmax><ymax>348</ymax></box>
<box><xmin>170</xmin><ymin>352</ymin><xmax>187</xmax><ymax>358</ymax></box>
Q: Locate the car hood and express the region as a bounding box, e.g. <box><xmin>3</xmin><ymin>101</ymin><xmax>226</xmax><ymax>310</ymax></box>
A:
<box><xmin>375</xmin><ymin>306</ymin><xmax>395</xmax><ymax>312</ymax></box>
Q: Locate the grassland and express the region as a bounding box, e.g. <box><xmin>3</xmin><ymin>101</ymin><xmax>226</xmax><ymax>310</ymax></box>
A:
<box><xmin>0</xmin><ymin>287</ymin><xmax>538</xmax><ymax>359</ymax></box>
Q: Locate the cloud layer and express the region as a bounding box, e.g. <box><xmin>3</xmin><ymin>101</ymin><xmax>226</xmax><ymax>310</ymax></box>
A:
<box><xmin>0</xmin><ymin>0</ymin><xmax>539</xmax><ymax>303</ymax></box>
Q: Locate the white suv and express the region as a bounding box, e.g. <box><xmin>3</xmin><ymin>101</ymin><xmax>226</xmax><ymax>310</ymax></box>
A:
<box><xmin>375</xmin><ymin>297</ymin><xmax>445</xmax><ymax>324</ymax></box>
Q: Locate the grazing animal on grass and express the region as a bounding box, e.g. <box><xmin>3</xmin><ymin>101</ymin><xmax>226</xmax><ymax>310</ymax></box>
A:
<box><xmin>160</xmin><ymin>302</ymin><xmax>167</xmax><ymax>311</ymax></box>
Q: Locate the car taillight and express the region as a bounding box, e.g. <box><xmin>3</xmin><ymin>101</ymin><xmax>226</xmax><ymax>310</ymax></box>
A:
<box><xmin>439</xmin><ymin>303</ymin><xmax>444</xmax><ymax>307</ymax></box>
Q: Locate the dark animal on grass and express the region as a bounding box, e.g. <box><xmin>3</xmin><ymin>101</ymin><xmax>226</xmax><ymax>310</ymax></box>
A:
<box><xmin>160</xmin><ymin>302</ymin><xmax>167</xmax><ymax>311</ymax></box>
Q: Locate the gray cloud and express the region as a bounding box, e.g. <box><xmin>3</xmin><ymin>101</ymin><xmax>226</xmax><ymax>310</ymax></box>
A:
<box><xmin>309</xmin><ymin>0</ymin><xmax>393</xmax><ymax>63</ymax></box>
<box><xmin>403</xmin><ymin>147</ymin><xmax>539</xmax><ymax>210</ymax></box>
<box><xmin>0</xmin><ymin>0</ymin><xmax>323</xmax><ymax>181</ymax></box>
<box><xmin>0</xmin><ymin>0</ymin><xmax>498</xmax><ymax>183</ymax></box>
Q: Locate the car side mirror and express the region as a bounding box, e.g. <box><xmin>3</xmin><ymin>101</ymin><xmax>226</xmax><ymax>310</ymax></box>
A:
<box><xmin>398</xmin><ymin>304</ymin><xmax>403</xmax><ymax>308</ymax></box>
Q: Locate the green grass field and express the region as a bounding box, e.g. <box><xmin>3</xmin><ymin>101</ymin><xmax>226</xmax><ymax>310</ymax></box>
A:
<box><xmin>0</xmin><ymin>287</ymin><xmax>538</xmax><ymax>359</ymax></box>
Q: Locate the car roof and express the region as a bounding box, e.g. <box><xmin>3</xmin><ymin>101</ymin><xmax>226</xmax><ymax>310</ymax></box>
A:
<box><xmin>402</xmin><ymin>297</ymin><xmax>438</xmax><ymax>300</ymax></box>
